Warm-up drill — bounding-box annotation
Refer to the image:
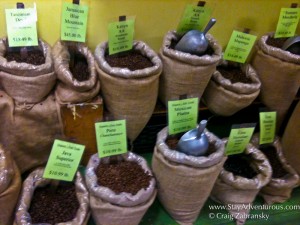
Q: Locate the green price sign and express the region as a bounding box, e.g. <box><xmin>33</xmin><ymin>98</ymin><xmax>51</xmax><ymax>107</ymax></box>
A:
<box><xmin>259</xmin><ymin>111</ymin><xmax>276</xmax><ymax>145</ymax></box>
<box><xmin>177</xmin><ymin>4</ymin><xmax>212</xmax><ymax>35</ymax></box>
<box><xmin>5</xmin><ymin>8</ymin><xmax>38</xmax><ymax>47</ymax></box>
<box><xmin>43</xmin><ymin>140</ymin><xmax>85</xmax><ymax>181</ymax></box>
<box><xmin>61</xmin><ymin>2</ymin><xmax>89</xmax><ymax>42</ymax></box>
<box><xmin>223</xmin><ymin>30</ymin><xmax>257</xmax><ymax>63</ymax></box>
<box><xmin>95</xmin><ymin>120</ymin><xmax>128</xmax><ymax>158</ymax></box>
<box><xmin>225</xmin><ymin>123</ymin><xmax>256</xmax><ymax>155</ymax></box>
<box><xmin>108</xmin><ymin>19</ymin><xmax>135</xmax><ymax>55</ymax></box>
<box><xmin>275</xmin><ymin>7</ymin><xmax>300</xmax><ymax>38</ymax></box>
<box><xmin>168</xmin><ymin>98</ymin><xmax>198</xmax><ymax>135</ymax></box>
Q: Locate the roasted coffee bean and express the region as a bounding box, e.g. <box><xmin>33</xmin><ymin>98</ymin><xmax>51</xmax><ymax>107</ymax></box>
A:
<box><xmin>28</xmin><ymin>182</ymin><xmax>79</xmax><ymax>224</ymax></box>
<box><xmin>95</xmin><ymin>161</ymin><xmax>152</xmax><ymax>195</ymax></box>
<box><xmin>224</xmin><ymin>153</ymin><xmax>258</xmax><ymax>179</ymax></box>
<box><xmin>105</xmin><ymin>50</ymin><xmax>153</xmax><ymax>71</ymax></box>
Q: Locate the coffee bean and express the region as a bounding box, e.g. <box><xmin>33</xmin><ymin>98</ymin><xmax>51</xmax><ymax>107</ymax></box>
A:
<box><xmin>217</xmin><ymin>66</ymin><xmax>252</xmax><ymax>84</ymax></box>
<box><xmin>260</xmin><ymin>145</ymin><xmax>288</xmax><ymax>178</ymax></box>
<box><xmin>95</xmin><ymin>161</ymin><xmax>152</xmax><ymax>195</ymax></box>
<box><xmin>70</xmin><ymin>53</ymin><xmax>90</xmax><ymax>81</ymax></box>
<box><xmin>5</xmin><ymin>50</ymin><xmax>45</xmax><ymax>65</ymax></box>
<box><xmin>105</xmin><ymin>50</ymin><xmax>153</xmax><ymax>71</ymax></box>
<box><xmin>224</xmin><ymin>153</ymin><xmax>258</xmax><ymax>179</ymax></box>
<box><xmin>28</xmin><ymin>182</ymin><xmax>79</xmax><ymax>224</ymax></box>
<box><xmin>266</xmin><ymin>36</ymin><xmax>288</xmax><ymax>49</ymax></box>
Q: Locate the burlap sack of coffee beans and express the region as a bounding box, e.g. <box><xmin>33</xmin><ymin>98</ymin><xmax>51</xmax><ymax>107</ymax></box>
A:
<box><xmin>251</xmin><ymin>134</ymin><xmax>299</xmax><ymax>205</ymax></box>
<box><xmin>282</xmin><ymin>101</ymin><xmax>300</xmax><ymax>178</ymax></box>
<box><xmin>158</xmin><ymin>31</ymin><xmax>222</xmax><ymax>106</ymax></box>
<box><xmin>0</xmin><ymin>38</ymin><xmax>55</xmax><ymax>103</ymax></box>
<box><xmin>251</xmin><ymin>32</ymin><xmax>300</xmax><ymax>131</ymax></box>
<box><xmin>202</xmin><ymin>62</ymin><xmax>261</xmax><ymax>116</ymax></box>
<box><xmin>95</xmin><ymin>41</ymin><xmax>162</xmax><ymax>141</ymax></box>
<box><xmin>0</xmin><ymin>38</ymin><xmax>62</xmax><ymax>173</ymax></box>
<box><xmin>0</xmin><ymin>145</ymin><xmax>21</xmax><ymax>225</ymax></box>
<box><xmin>14</xmin><ymin>167</ymin><xmax>90</xmax><ymax>225</ymax></box>
<box><xmin>52</xmin><ymin>41</ymin><xmax>100</xmax><ymax>104</ymax></box>
<box><xmin>152</xmin><ymin>127</ymin><xmax>226</xmax><ymax>225</ymax></box>
<box><xmin>85</xmin><ymin>152</ymin><xmax>157</xmax><ymax>225</ymax></box>
<box><xmin>210</xmin><ymin>141</ymin><xmax>272</xmax><ymax>225</ymax></box>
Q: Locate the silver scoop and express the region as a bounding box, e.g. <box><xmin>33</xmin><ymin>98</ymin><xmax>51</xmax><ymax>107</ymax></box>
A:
<box><xmin>175</xmin><ymin>18</ymin><xmax>217</xmax><ymax>56</ymax></box>
<box><xmin>177</xmin><ymin>120</ymin><xmax>209</xmax><ymax>156</ymax></box>
<box><xmin>282</xmin><ymin>36</ymin><xmax>300</xmax><ymax>55</ymax></box>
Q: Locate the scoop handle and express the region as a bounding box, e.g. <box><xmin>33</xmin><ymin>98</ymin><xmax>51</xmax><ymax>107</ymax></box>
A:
<box><xmin>196</xmin><ymin>120</ymin><xmax>207</xmax><ymax>139</ymax></box>
<box><xmin>202</xmin><ymin>18</ymin><xmax>216</xmax><ymax>35</ymax></box>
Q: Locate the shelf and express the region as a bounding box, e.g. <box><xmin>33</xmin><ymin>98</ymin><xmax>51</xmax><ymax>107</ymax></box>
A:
<box><xmin>87</xmin><ymin>152</ymin><xmax>300</xmax><ymax>225</ymax></box>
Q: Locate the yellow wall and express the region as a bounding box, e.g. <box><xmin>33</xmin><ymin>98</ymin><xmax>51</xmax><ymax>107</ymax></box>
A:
<box><xmin>0</xmin><ymin>0</ymin><xmax>299</xmax><ymax>52</ymax></box>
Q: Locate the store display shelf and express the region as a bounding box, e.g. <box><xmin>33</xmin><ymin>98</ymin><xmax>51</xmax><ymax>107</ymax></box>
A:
<box><xmin>86</xmin><ymin>152</ymin><xmax>300</xmax><ymax>225</ymax></box>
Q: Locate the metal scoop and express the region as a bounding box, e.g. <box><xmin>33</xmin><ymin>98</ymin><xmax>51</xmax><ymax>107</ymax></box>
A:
<box><xmin>177</xmin><ymin>120</ymin><xmax>209</xmax><ymax>156</ymax></box>
<box><xmin>282</xmin><ymin>36</ymin><xmax>300</xmax><ymax>55</ymax></box>
<box><xmin>175</xmin><ymin>18</ymin><xmax>217</xmax><ymax>56</ymax></box>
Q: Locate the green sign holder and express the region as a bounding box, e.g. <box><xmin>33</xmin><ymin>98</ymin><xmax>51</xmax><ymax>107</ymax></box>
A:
<box><xmin>61</xmin><ymin>1</ymin><xmax>89</xmax><ymax>42</ymax></box>
<box><xmin>168</xmin><ymin>98</ymin><xmax>198</xmax><ymax>135</ymax></box>
<box><xmin>177</xmin><ymin>2</ymin><xmax>212</xmax><ymax>35</ymax></box>
<box><xmin>95</xmin><ymin>120</ymin><xmax>128</xmax><ymax>158</ymax></box>
<box><xmin>259</xmin><ymin>111</ymin><xmax>276</xmax><ymax>145</ymax></box>
<box><xmin>223</xmin><ymin>30</ymin><xmax>257</xmax><ymax>63</ymax></box>
<box><xmin>108</xmin><ymin>16</ymin><xmax>135</xmax><ymax>55</ymax></box>
<box><xmin>275</xmin><ymin>4</ymin><xmax>300</xmax><ymax>38</ymax></box>
<box><xmin>43</xmin><ymin>139</ymin><xmax>85</xmax><ymax>182</ymax></box>
<box><xmin>5</xmin><ymin>4</ymin><xmax>38</xmax><ymax>47</ymax></box>
<box><xmin>225</xmin><ymin>123</ymin><xmax>256</xmax><ymax>155</ymax></box>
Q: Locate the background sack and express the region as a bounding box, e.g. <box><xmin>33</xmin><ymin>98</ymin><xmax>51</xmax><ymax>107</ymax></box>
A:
<box><xmin>95</xmin><ymin>41</ymin><xmax>162</xmax><ymax>141</ymax></box>
<box><xmin>0</xmin><ymin>145</ymin><xmax>21</xmax><ymax>225</ymax></box>
<box><xmin>202</xmin><ymin>63</ymin><xmax>261</xmax><ymax>116</ymax></box>
<box><xmin>85</xmin><ymin>152</ymin><xmax>156</xmax><ymax>225</ymax></box>
<box><xmin>0</xmin><ymin>90</ymin><xmax>62</xmax><ymax>173</ymax></box>
<box><xmin>14</xmin><ymin>168</ymin><xmax>90</xmax><ymax>225</ymax></box>
<box><xmin>158</xmin><ymin>31</ymin><xmax>222</xmax><ymax>106</ymax></box>
<box><xmin>210</xmin><ymin>141</ymin><xmax>272</xmax><ymax>225</ymax></box>
<box><xmin>52</xmin><ymin>41</ymin><xmax>100</xmax><ymax>104</ymax></box>
<box><xmin>152</xmin><ymin>127</ymin><xmax>226</xmax><ymax>225</ymax></box>
<box><xmin>282</xmin><ymin>100</ymin><xmax>300</xmax><ymax>178</ymax></box>
<box><xmin>0</xmin><ymin>38</ymin><xmax>55</xmax><ymax>104</ymax></box>
<box><xmin>251</xmin><ymin>32</ymin><xmax>300</xmax><ymax>131</ymax></box>
<box><xmin>251</xmin><ymin>134</ymin><xmax>299</xmax><ymax>205</ymax></box>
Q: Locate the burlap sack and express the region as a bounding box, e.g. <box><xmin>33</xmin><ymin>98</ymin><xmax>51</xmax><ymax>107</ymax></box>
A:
<box><xmin>251</xmin><ymin>32</ymin><xmax>300</xmax><ymax>131</ymax></box>
<box><xmin>0</xmin><ymin>145</ymin><xmax>21</xmax><ymax>225</ymax></box>
<box><xmin>52</xmin><ymin>41</ymin><xmax>100</xmax><ymax>104</ymax></box>
<box><xmin>14</xmin><ymin>167</ymin><xmax>90</xmax><ymax>225</ymax></box>
<box><xmin>95</xmin><ymin>41</ymin><xmax>162</xmax><ymax>141</ymax></box>
<box><xmin>282</xmin><ymin>100</ymin><xmax>300</xmax><ymax>177</ymax></box>
<box><xmin>158</xmin><ymin>31</ymin><xmax>222</xmax><ymax>106</ymax></box>
<box><xmin>202</xmin><ymin>63</ymin><xmax>261</xmax><ymax>116</ymax></box>
<box><xmin>210</xmin><ymin>141</ymin><xmax>272</xmax><ymax>225</ymax></box>
<box><xmin>0</xmin><ymin>38</ymin><xmax>55</xmax><ymax>104</ymax></box>
<box><xmin>152</xmin><ymin>127</ymin><xmax>226</xmax><ymax>225</ymax></box>
<box><xmin>251</xmin><ymin>134</ymin><xmax>299</xmax><ymax>205</ymax></box>
<box><xmin>85</xmin><ymin>152</ymin><xmax>157</xmax><ymax>225</ymax></box>
<box><xmin>0</xmin><ymin>90</ymin><xmax>62</xmax><ymax>173</ymax></box>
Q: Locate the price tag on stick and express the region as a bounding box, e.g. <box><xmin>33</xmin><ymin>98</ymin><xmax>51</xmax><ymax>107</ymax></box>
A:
<box><xmin>225</xmin><ymin>123</ymin><xmax>256</xmax><ymax>155</ymax></box>
<box><xmin>259</xmin><ymin>111</ymin><xmax>276</xmax><ymax>145</ymax></box>
<box><xmin>43</xmin><ymin>140</ymin><xmax>85</xmax><ymax>181</ymax></box>
<box><xmin>223</xmin><ymin>30</ymin><xmax>257</xmax><ymax>63</ymax></box>
<box><xmin>61</xmin><ymin>1</ymin><xmax>89</xmax><ymax>42</ymax></box>
<box><xmin>108</xmin><ymin>16</ymin><xmax>135</xmax><ymax>55</ymax></box>
<box><xmin>5</xmin><ymin>4</ymin><xmax>38</xmax><ymax>47</ymax></box>
<box><xmin>168</xmin><ymin>98</ymin><xmax>198</xmax><ymax>135</ymax></box>
<box><xmin>177</xmin><ymin>2</ymin><xmax>212</xmax><ymax>35</ymax></box>
<box><xmin>275</xmin><ymin>3</ymin><xmax>300</xmax><ymax>38</ymax></box>
<box><xmin>95</xmin><ymin>120</ymin><xmax>128</xmax><ymax>158</ymax></box>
